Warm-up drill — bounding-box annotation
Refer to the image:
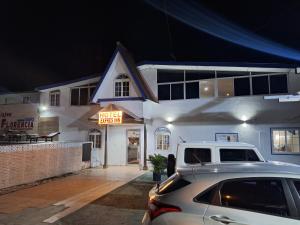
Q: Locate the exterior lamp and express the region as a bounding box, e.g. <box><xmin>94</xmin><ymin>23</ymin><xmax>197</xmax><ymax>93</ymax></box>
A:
<box><xmin>40</xmin><ymin>105</ymin><xmax>48</xmax><ymax>111</ymax></box>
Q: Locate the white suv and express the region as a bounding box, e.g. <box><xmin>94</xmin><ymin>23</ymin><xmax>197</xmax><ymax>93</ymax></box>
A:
<box><xmin>167</xmin><ymin>141</ymin><xmax>265</xmax><ymax>176</ymax></box>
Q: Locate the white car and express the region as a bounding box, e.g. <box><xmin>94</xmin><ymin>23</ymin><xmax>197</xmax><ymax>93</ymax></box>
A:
<box><xmin>143</xmin><ymin>162</ymin><xmax>300</xmax><ymax>225</ymax></box>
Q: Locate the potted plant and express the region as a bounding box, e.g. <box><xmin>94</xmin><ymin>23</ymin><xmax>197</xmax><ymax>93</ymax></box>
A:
<box><xmin>149</xmin><ymin>154</ymin><xmax>167</xmax><ymax>181</ymax></box>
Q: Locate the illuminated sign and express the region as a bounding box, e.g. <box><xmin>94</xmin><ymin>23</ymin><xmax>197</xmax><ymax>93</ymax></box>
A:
<box><xmin>98</xmin><ymin>111</ymin><xmax>123</xmax><ymax>125</ymax></box>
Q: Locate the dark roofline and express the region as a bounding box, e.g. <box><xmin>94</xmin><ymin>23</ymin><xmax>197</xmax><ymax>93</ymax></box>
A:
<box><xmin>0</xmin><ymin>90</ymin><xmax>39</xmax><ymax>96</ymax></box>
<box><xmin>35</xmin><ymin>74</ymin><xmax>101</xmax><ymax>91</ymax></box>
<box><xmin>137</xmin><ymin>60</ymin><xmax>298</xmax><ymax>69</ymax></box>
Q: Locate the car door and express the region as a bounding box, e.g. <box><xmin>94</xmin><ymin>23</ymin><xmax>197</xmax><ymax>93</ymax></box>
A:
<box><xmin>203</xmin><ymin>178</ymin><xmax>300</xmax><ymax>225</ymax></box>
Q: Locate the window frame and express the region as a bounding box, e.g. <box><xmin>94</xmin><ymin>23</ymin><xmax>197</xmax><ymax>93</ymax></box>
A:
<box><xmin>49</xmin><ymin>90</ymin><xmax>60</xmax><ymax>106</ymax></box>
<box><xmin>155</xmin><ymin>127</ymin><xmax>171</xmax><ymax>151</ymax></box>
<box><xmin>114</xmin><ymin>74</ymin><xmax>130</xmax><ymax>97</ymax></box>
<box><xmin>88</xmin><ymin>129</ymin><xmax>102</xmax><ymax>149</ymax></box>
<box><xmin>271</xmin><ymin>128</ymin><xmax>300</xmax><ymax>155</ymax></box>
<box><xmin>194</xmin><ymin>177</ymin><xmax>299</xmax><ymax>219</ymax></box>
<box><xmin>23</xmin><ymin>96</ymin><xmax>31</xmax><ymax>104</ymax></box>
<box><xmin>70</xmin><ymin>83</ymin><xmax>96</xmax><ymax>106</ymax></box>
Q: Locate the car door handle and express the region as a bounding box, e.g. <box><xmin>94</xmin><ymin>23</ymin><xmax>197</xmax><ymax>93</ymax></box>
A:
<box><xmin>210</xmin><ymin>215</ymin><xmax>236</xmax><ymax>224</ymax></box>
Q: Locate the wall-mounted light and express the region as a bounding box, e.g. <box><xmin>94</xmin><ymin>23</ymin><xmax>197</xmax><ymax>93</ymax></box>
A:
<box><xmin>204</xmin><ymin>87</ymin><xmax>209</xmax><ymax>92</ymax></box>
<box><xmin>39</xmin><ymin>105</ymin><xmax>48</xmax><ymax>111</ymax></box>
<box><xmin>241</xmin><ymin>115</ymin><xmax>247</xmax><ymax>122</ymax></box>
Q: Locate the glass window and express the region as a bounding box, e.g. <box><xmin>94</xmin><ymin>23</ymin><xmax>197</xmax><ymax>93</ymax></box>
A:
<box><xmin>155</xmin><ymin>127</ymin><xmax>171</xmax><ymax>150</ymax></box>
<box><xmin>80</xmin><ymin>88</ymin><xmax>89</xmax><ymax>105</ymax></box>
<box><xmin>218</xmin><ymin>78</ymin><xmax>234</xmax><ymax>97</ymax></box>
<box><xmin>293</xmin><ymin>180</ymin><xmax>300</xmax><ymax>196</ymax></box>
<box><xmin>272</xmin><ymin>128</ymin><xmax>300</xmax><ymax>154</ymax></box>
<box><xmin>157</xmin><ymin>175</ymin><xmax>191</xmax><ymax>195</ymax></box>
<box><xmin>157</xmin><ymin>70</ymin><xmax>184</xmax><ymax>83</ymax></box>
<box><xmin>171</xmin><ymin>83</ymin><xmax>184</xmax><ymax>100</ymax></box>
<box><xmin>234</xmin><ymin>77</ymin><xmax>250</xmax><ymax>96</ymax></box>
<box><xmin>186</xmin><ymin>82</ymin><xmax>199</xmax><ymax>99</ymax></box>
<box><xmin>89</xmin><ymin>129</ymin><xmax>101</xmax><ymax>148</ymax></box>
<box><xmin>23</xmin><ymin>96</ymin><xmax>31</xmax><ymax>104</ymax></box>
<box><xmin>220</xmin><ymin>179</ymin><xmax>289</xmax><ymax>217</ymax></box>
<box><xmin>270</xmin><ymin>75</ymin><xmax>288</xmax><ymax>94</ymax></box>
<box><xmin>50</xmin><ymin>91</ymin><xmax>60</xmax><ymax>106</ymax></box>
<box><xmin>184</xmin><ymin>148</ymin><xmax>211</xmax><ymax>164</ymax></box>
<box><xmin>114</xmin><ymin>74</ymin><xmax>130</xmax><ymax>97</ymax></box>
<box><xmin>71</xmin><ymin>89</ymin><xmax>79</xmax><ymax>105</ymax></box>
<box><xmin>252</xmin><ymin>76</ymin><xmax>269</xmax><ymax>95</ymax></box>
<box><xmin>200</xmin><ymin>80</ymin><xmax>214</xmax><ymax>97</ymax></box>
<box><xmin>185</xmin><ymin>71</ymin><xmax>215</xmax><ymax>81</ymax></box>
<box><xmin>220</xmin><ymin>149</ymin><xmax>260</xmax><ymax>162</ymax></box>
<box><xmin>158</xmin><ymin>84</ymin><xmax>170</xmax><ymax>100</ymax></box>
<box><xmin>217</xmin><ymin>71</ymin><xmax>249</xmax><ymax>78</ymax></box>
<box><xmin>195</xmin><ymin>185</ymin><xmax>218</xmax><ymax>204</ymax></box>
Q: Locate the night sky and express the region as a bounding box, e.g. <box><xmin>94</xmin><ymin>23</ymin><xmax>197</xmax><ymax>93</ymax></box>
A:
<box><xmin>1</xmin><ymin>0</ymin><xmax>300</xmax><ymax>92</ymax></box>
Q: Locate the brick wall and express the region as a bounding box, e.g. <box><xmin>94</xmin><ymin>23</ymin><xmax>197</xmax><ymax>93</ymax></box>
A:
<box><xmin>0</xmin><ymin>142</ymin><xmax>83</xmax><ymax>189</ymax></box>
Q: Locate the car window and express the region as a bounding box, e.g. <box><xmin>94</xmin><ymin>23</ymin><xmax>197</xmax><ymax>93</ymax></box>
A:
<box><xmin>157</xmin><ymin>175</ymin><xmax>191</xmax><ymax>195</ymax></box>
<box><xmin>220</xmin><ymin>148</ymin><xmax>260</xmax><ymax>162</ymax></box>
<box><xmin>184</xmin><ymin>148</ymin><xmax>211</xmax><ymax>164</ymax></box>
<box><xmin>194</xmin><ymin>185</ymin><xmax>219</xmax><ymax>204</ymax></box>
<box><xmin>220</xmin><ymin>179</ymin><xmax>289</xmax><ymax>217</ymax></box>
<box><xmin>293</xmin><ymin>180</ymin><xmax>300</xmax><ymax>196</ymax></box>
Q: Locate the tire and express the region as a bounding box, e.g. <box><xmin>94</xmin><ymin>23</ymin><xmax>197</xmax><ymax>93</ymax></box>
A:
<box><xmin>167</xmin><ymin>154</ymin><xmax>176</xmax><ymax>177</ymax></box>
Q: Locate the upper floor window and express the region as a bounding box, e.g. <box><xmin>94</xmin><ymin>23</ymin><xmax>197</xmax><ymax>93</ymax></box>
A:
<box><xmin>155</xmin><ymin>127</ymin><xmax>171</xmax><ymax>150</ymax></box>
<box><xmin>114</xmin><ymin>74</ymin><xmax>130</xmax><ymax>97</ymax></box>
<box><xmin>272</xmin><ymin>128</ymin><xmax>300</xmax><ymax>154</ymax></box>
<box><xmin>23</xmin><ymin>96</ymin><xmax>31</xmax><ymax>104</ymax></box>
<box><xmin>71</xmin><ymin>83</ymin><xmax>96</xmax><ymax>106</ymax></box>
<box><xmin>50</xmin><ymin>90</ymin><xmax>60</xmax><ymax>106</ymax></box>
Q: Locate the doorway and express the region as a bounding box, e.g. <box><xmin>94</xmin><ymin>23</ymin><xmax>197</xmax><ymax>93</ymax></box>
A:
<box><xmin>127</xmin><ymin>129</ymin><xmax>140</xmax><ymax>164</ymax></box>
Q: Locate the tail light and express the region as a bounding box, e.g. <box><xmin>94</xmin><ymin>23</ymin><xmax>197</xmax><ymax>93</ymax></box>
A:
<box><xmin>148</xmin><ymin>199</ymin><xmax>181</xmax><ymax>220</ymax></box>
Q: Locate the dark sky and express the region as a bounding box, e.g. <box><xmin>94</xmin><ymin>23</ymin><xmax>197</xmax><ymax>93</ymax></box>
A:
<box><xmin>1</xmin><ymin>0</ymin><xmax>300</xmax><ymax>91</ymax></box>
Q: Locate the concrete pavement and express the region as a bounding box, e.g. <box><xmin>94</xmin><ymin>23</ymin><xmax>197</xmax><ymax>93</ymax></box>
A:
<box><xmin>0</xmin><ymin>166</ymin><xmax>145</xmax><ymax>225</ymax></box>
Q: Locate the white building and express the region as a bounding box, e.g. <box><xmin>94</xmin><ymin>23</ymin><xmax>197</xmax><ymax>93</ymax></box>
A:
<box><xmin>18</xmin><ymin>43</ymin><xmax>300</xmax><ymax>168</ymax></box>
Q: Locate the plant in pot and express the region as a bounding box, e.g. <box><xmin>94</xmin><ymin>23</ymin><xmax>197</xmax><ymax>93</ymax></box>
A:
<box><xmin>149</xmin><ymin>154</ymin><xmax>167</xmax><ymax>182</ymax></box>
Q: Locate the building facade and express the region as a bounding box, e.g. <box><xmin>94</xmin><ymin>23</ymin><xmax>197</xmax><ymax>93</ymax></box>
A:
<box><xmin>5</xmin><ymin>43</ymin><xmax>300</xmax><ymax>168</ymax></box>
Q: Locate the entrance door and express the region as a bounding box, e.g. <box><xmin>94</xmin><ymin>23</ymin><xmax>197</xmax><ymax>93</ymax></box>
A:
<box><xmin>127</xmin><ymin>129</ymin><xmax>140</xmax><ymax>164</ymax></box>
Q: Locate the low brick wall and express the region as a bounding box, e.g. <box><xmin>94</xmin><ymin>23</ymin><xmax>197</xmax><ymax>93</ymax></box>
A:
<box><xmin>0</xmin><ymin>142</ymin><xmax>83</xmax><ymax>189</ymax></box>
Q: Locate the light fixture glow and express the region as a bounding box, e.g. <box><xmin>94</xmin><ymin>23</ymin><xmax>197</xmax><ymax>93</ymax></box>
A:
<box><xmin>204</xmin><ymin>87</ymin><xmax>209</xmax><ymax>92</ymax></box>
<box><xmin>241</xmin><ymin>115</ymin><xmax>247</xmax><ymax>122</ymax></box>
<box><xmin>40</xmin><ymin>105</ymin><xmax>48</xmax><ymax>111</ymax></box>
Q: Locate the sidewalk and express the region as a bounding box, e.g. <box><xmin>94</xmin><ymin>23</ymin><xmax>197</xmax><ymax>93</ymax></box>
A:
<box><xmin>0</xmin><ymin>166</ymin><xmax>145</xmax><ymax>225</ymax></box>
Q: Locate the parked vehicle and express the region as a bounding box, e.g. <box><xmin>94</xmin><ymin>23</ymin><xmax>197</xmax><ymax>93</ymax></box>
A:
<box><xmin>143</xmin><ymin>162</ymin><xmax>300</xmax><ymax>225</ymax></box>
<box><xmin>167</xmin><ymin>141</ymin><xmax>265</xmax><ymax>175</ymax></box>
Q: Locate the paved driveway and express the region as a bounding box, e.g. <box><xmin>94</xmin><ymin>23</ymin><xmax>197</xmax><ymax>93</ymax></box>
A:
<box><xmin>0</xmin><ymin>166</ymin><xmax>146</xmax><ymax>225</ymax></box>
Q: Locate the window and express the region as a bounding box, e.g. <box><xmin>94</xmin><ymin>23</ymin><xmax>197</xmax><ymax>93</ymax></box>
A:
<box><xmin>220</xmin><ymin>179</ymin><xmax>289</xmax><ymax>217</ymax></box>
<box><xmin>23</xmin><ymin>96</ymin><xmax>31</xmax><ymax>104</ymax></box>
<box><xmin>218</xmin><ymin>78</ymin><xmax>234</xmax><ymax>97</ymax></box>
<box><xmin>195</xmin><ymin>185</ymin><xmax>218</xmax><ymax>204</ymax></box>
<box><xmin>252</xmin><ymin>76</ymin><xmax>269</xmax><ymax>95</ymax></box>
<box><xmin>293</xmin><ymin>180</ymin><xmax>300</xmax><ymax>196</ymax></box>
<box><xmin>171</xmin><ymin>83</ymin><xmax>184</xmax><ymax>100</ymax></box>
<box><xmin>70</xmin><ymin>83</ymin><xmax>96</xmax><ymax>106</ymax></box>
<box><xmin>234</xmin><ymin>77</ymin><xmax>250</xmax><ymax>96</ymax></box>
<box><xmin>114</xmin><ymin>74</ymin><xmax>130</xmax><ymax>97</ymax></box>
<box><xmin>89</xmin><ymin>129</ymin><xmax>101</xmax><ymax>148</ymax></box>
<box><xmin>186</xmin><ymin>82</ymin><xmax>199</xmax><ymax>99</ymax></box>
<box><xmin>155</xmin><ymin>127</ymin><xmax>170</xmax><ymax>150</ymax></box>
<box><xmin>217</xmin><ymin>71</ymin><xmax>249</xmax><ymax>78</ymax></box>
<box><xmin>157</xmin><ymin>175</ymin><xmax>191</xmax><ymax>195</ymax></box>
<box><xmin>157</xmin><ymin>70</ymin><xmax>184</xmax><ymax>83</ymax></box>
<box><xmin>50</xmin><ymin>90</ymin><xmax>60</xmax><ymax>106</ymax></box>
<box><xmin>184</xmin><ymin>148</ymin><xmax>211</xmax><ymax>164</ymax></box>
<box><xmin>270</xmin><ymin>75</ymin><xmax>288</xmax><ymax>94</ymax></box>
<box><xmin>158</xmin><ymin>84</ymin><xmax>170</xmax><ymax>100</ymax></box>
<box><xmin>200</xmin><ymin>80</ymin><xmax>214</xmax><ymax>97</ymax></box>
<box><xmin>272</xmin><ymin>128</ymin><xmax>300</xmax><ymax>154</ymax></box>
<box><xmin>220</xmin><ymin>148</ymin><xmax>260</xmax><ymax>162</ymax></box>
<box><xmin>185</xmin><ymin>70</ymin><xmax>215</xmax><ymax>81</ymax></box>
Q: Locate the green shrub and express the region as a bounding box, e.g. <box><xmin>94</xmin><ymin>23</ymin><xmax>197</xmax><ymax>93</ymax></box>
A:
<box><xmin>149</xmin><ymin>154</ymin><xmax>167</xmax><ymax>174</ymax></box>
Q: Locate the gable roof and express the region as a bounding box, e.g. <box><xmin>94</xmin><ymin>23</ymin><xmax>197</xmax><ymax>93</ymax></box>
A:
<box><xmin>91</xmin><ymin>42</ymin><xmax>157</xmax><ymax>103</ymax></box>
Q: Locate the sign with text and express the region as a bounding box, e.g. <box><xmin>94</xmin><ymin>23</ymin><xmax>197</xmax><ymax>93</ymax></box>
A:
<box><xmin>98</xmin><ymin>111</ymin><xmax>123</xmax><ymax>125</ymax></box>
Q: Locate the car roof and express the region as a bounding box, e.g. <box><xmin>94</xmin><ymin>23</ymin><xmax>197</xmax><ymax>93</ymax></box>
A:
<box><xmin>178</xmin><ymin>161</ymin><xmax>300</xmax><ymax>176</ymax></box>
<box><xmin>179</xmin><ymin>141</ymin><xmax>256</xmax><ymax>148</ymax></box>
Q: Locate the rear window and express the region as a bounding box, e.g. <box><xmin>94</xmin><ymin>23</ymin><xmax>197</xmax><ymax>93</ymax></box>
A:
<box><xmin>220</xmin><ymin>148</ymin><xmax>260</xmax><ymax>162</ymax></box>
<box><xmin>157</xmin><ymin>175</ymin><xmax>191</xmax><ymax>195</ymax></box>
<box><xmin>184</xmin><ymin>148</ymin><xmax>211</xmax><ymax>164</ymax></box>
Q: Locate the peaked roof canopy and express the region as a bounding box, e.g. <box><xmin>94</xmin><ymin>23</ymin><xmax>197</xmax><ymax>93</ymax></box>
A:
<box><xmin>91</xmin><ymin>42</ymin><xmax>157</xmax><ymax>103</ymax></box>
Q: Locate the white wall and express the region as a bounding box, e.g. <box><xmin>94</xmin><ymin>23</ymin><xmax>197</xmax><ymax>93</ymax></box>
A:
<box><xmin>145</xmin><ymin>120</ymin><xmax>300</xmax><ymax>164</ymax></box>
